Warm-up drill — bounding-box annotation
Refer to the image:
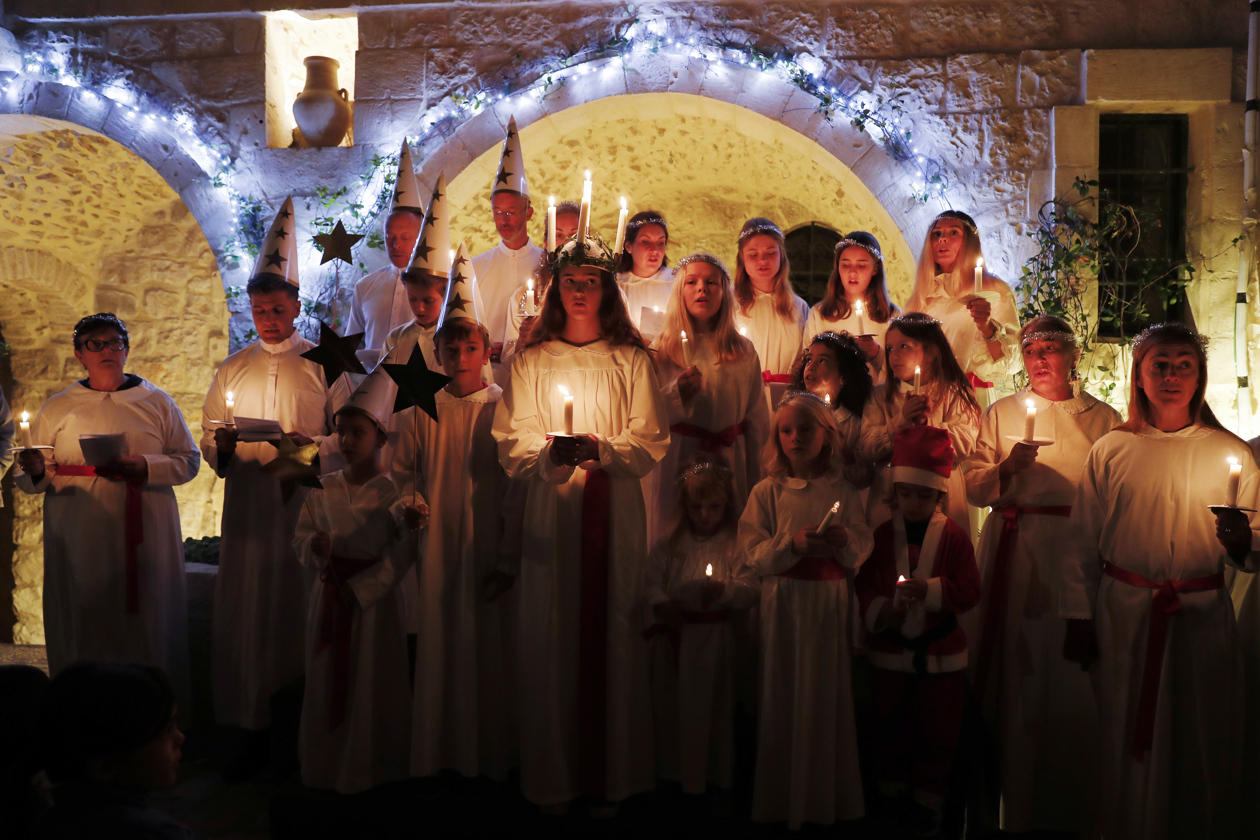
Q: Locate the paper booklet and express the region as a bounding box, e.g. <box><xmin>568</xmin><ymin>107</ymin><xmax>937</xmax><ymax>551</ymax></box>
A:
<box><xmin>232</xmin><ymin>416</ymin><xmax>284</xmax><ymax>443</ymax></box>
<box><xmin>79</xmin><ymin>433</ymin><xmax>128</xmax><ymax>466</ymax></box>
<box><xmin>639</xmin><ymin>306</ymin><xmax>665</xmax><ymax>342</ymax></box>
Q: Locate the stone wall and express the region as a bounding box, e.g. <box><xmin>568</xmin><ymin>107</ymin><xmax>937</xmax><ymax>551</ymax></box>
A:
<box><xmin>0</xmin><ymin>124</ymin><xmax>224</xmax><ymax>643</ymax></box>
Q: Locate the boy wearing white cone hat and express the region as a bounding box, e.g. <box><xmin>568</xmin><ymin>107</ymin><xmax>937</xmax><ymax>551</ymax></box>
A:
<box><xmin>199</xmin><ymin>197</ymin><xmax>351</xmax><ymax>777</ymax></box>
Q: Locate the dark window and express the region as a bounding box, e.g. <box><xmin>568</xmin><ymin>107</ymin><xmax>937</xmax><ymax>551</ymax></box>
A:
<box><xmin>1096</xmin><ymin>115</ymin><xmax>1191</xmax><ymax>340</ymax></box>
<box><xmin>784</xmin><ymin>223</ymin><xmax>842</xmax><ymax>307</ymax></box>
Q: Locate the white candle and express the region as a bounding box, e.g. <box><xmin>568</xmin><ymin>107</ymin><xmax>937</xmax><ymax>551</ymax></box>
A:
<box><xmin>578</xmin><ymin>170</ymin><xmax>592</xmax><ymax>240</ymax></box>
<box><xmin>1023</xmin><ymin>398</ymin><xmax>1037</xmax><ymax>442</ymax></box>
<box><xmin>547</xmin><ymin>195</ymin><xmax>556</xmax><ymax>251</ymax></box>
<box><xmin>824</xmin><ymin>393</ymin><xmax>831</xmax><ymax>408</ymax></box>
<box><xmin>816</xmin><ymin>500</ymin><xmax>841</xmax><ymax>535</ymax></box>
<box><xmin>894</xmin><ymin>574</ymin><xmax>907</xmax><ymax>608</ymax></box>
<box><xmin>974</xmin><ymin>257</ymin><xmax>984</xmax><ymax>295</ymax></box>
<box><xmin>19</xmin><ymin>411</ymin><xmax>31</xmax><ymax>449</ymax></box>
<box><xmin>705</xmin><ymin>564</ymin><xmax>713</xmax><ymax>577</ymax></box>
<box><xmin>913</xmin><ymin>365</ymin><xmax>921</xmax><ymax>396</ymax></box>
<box><xmin>613</xmin><ymin>196</ymin><xmax>629</xmax><ymax>255</ymax></box>
<box><xmin>225</xmin><ymin>391</ymin><xmax>235</xmax><ymax>424</ymax></box>
<box><xmin>559</xmin><ymin>385</ymin><xmax>574</xmax><ymax>435</ymax></box>
<box><xmin>526</xmin><ymin>278</ymin><xmax>536</xmax><ymax>316</ymax></box>
<box><xmin>680</xmin><ymin>330</ymin><xmax>691</xmax><ymax>366</ymax></box>
<box><xmin>854</xmin><ymin>299</ymin><xmax>867</xmax><ymax>335</ymax></box>
<box><xmin>1228</xmin><ymin>457</ymin><xmax>1243</xmax><ymax>507</ymax></box>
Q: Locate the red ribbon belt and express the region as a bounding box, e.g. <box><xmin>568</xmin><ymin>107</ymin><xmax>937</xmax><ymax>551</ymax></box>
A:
<box><xmin>762</xmin><ymin>372</ymin><xmax>793</xmax><ymax>384</ymax></box>
<box><xmin>578</xmin><ymin>467</ymin><xmax>612</xmax><ymax>798</ymax></box>
<box><xmin>966</xmin><ymin>371</ymin><xmax>994</xmax><ymax>390</ymax></box>
<box><xmin>55</xmin><ymin>465</ymin><xmax>144</xmax><ymax>614</ymax></box>
<box><xmin>779</xmin><ymin>555</ymin><xmax>848</xmax><ymax>581</ymax></box>
<box><xmin>1102</xmin><ymin>561</ymin><xmax>1225</xmax><ymax>760</ymax></box>
<box><xmin>669</xmin><ymin>422</ymin><xmax>745</xmax><ymax>452</ymax></box>
<box><xmin>973</xmin><ymin>505</ymin><xmax>1072</xmax><ymax>697</ymax></box>
<box><xmin>317</xmin><ymin>554</ymin><xmax>377</xmax><ymax>731</ymax></box>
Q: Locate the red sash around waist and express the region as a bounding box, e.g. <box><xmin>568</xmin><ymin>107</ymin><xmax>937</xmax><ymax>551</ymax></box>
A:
<box><xmin>55</xmin><ymin>464</ymin><xmax>144</xmax><ymax>615</ymax></box>
<box><xmin>670</xmin><ymin>422</ymin><xmax>745</xmax><ymax>452</ymax></box>
<box><xmin>966</xmin><ymin>371</ymin><xmax>994</xmax><ymax>390</ymax></box>
<box><xmin>317</xmin><ymin>554</ymin><xmax>377</xmax><ymax>731</ymax></box>
<box><xmin>1102</xmin><ymin>561</ymin><xmax>1225</xmax><ymax>761</ymax></box>
<box><xmin>762</xmin><ymin>372</ymin><xmax>793</xmax><ymax>385</ymax></box>
<box><xmin>579</xmin><ymin>467</ymin><xmax>612</xmax><ymax>798</ymax></box>
<box><xmin>779</xmin><ymin>555</ymin><xmax>848</xmax><ymax>581</ymax></box>
<box><xmin>973</xmin><ymin>505</ymin><xmax>1072</xmax><ymax>698</ymax></box>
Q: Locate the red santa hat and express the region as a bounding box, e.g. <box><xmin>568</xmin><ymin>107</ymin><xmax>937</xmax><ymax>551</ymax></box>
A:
<box><xmin>890</xmin><ymin>425</ymin><xmax>953</xmax><ymax>492</ymax></box>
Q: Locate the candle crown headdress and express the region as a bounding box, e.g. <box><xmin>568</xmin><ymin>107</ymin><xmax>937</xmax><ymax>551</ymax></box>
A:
<box><xmin>406</xmin><ymin>172</ymin><xmax>451</xmax><ymax>282</ymax></box>
<box><xmin>250</xmin><ymin>195</ymin><xmax>300</xmax><ymax>289</ymax></box>
<box><xmin>490</xmin><ymin>116</ymin><xmax>530</xmax><ymax>200</ymax></box>
<box><xmin>436</xmin><ymin>241</ymin><xmax>487</xmax><ymax>331</ymax></box>
<box><xmin>392</xmin><ymin>141</ymin><xmax>425</xmax><ymax>215</ymax></box>
<box><xmin>553</xmin><ymin>232</ymin><xmax>619</xmax><ymax>275</ymax></box>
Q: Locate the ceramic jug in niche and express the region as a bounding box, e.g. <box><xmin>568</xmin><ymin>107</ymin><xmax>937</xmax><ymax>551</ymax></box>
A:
<box><xmin>292</xmin><ymin>56</ymin><xmax>352</xmax><ymax>147</ymax></box>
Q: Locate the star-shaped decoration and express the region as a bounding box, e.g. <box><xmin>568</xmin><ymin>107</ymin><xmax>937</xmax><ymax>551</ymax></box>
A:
<box><xmin>394</xmin><ymin>184</ymin><xmax>407</xmax><ymax>203</ymax></box>
<box><xmin>503</xmin><ymin>146</ymin><xmax>514</xmax><ymax>158</ymax></box>
<box><xmin>279</xmin><ymin>207</ymin><xmax>293</xmax><ymax>221</ymax></box>
<box><xmin>264</xmin><ymin>248</ymin><xmax>287</xmax><ymax>269</ymax></box>
<box><xmin>453</xmin><ymin>253</ymin><xmax>468</xmax><ymax>268</ymax></box>
<box><xmin>300</xmin><ymin>321</ymin><xmax>367</xmax><ymax>386</ymax></box>
<box><xmin>431</xmin><ymin>186</ymin><xmax>444</xmax><ymax>203</ymax></box>
<box><xmin>262</xmin><ymin>433</ymin><xmax>322</xmax><ymax>502</ymax></box>
<box><xmin>273</xmin><ymin>226</ymin><xmax>289</xmax><ymax>240</ymax></box>
<box><xmin>382</xmin><ymin>345</ymin><xmax>452</xmax><ymax>422</ymax></box>
<box><xmin>506</xmin><ymin>127</ymin><xmax>516</xmax><ymax>139</ymax></box>
<box><xmin>495</xmin><ymin>167</ymin><xmax>511</xmax><ymax>186</ymax></box>
<box><xmin>446</xmin><ymin>292</ymin><xmax>470</xmax><ymax>313</ymax></box>
<box><xmin>313</xmin><ymin>220</ymin><xmax>364</xmax><ymax>266</ymax></box>
<box><xmin>412</xmin><ymin>237</ymin><xmax>434</xmax><ymax>263</ymax></box>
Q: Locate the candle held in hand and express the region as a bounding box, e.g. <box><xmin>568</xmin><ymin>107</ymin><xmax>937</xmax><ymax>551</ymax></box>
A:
<box><xmin>225</xmin><ymin>391</ymin><xmax>235</xmax><ymax>425</ymax></box>
<box><xmin>546</xmin><ymin>195</ymin><xmax>557</xmax><ymax>251</ymax></box>
<box><xmin>1228</xmin><ymin>456</ymin><xmax>1242</xmax><ymax>507</ymax></box>
<box><xmin>613</xmin><ymin>196</ymin><xmax>629</xmax><ymax>255</ymax></box>
<box><xmin>705</xmin><ymin>564</ymin><xmax>713</xmax><ymax>577</ymax></box>
<box><xmin>558</xmin><ymin>385</ymin><xmax>574</xmax><ymax>436</ymax></box>
<box><xmin>1023</xmin><ymin>398</ymin><xmax>1037</xmax><ymax>442</ymax></box>
<box><xmin>854</xmin><ymin>299</ymin><xmax>867</xmax><ymax>335</ymax></box>
<box><xmin>974</xmin><ymin>257</ymin><xmax>984</xmax><ymax>295</ymax></box>
<box><xmin>824</xmin><ymin>393</ymin><xmax>831</xmax><ymax>407</ymax></box>
<box><xmin>680</xmin><ymin>330</ymin><xmax>692</xmax><ymax>366</ymax></box>
<box><xmin>913</xmin><ymin>365</ymin><xmax>921</xmax><ymax>396</ymax></box>
<box><xmin>815</xmin><ymin>501</ymin><xmax>841</xmax><ymax>535</ymax></box>
<box><xmin>19</xmin><ymin>411</ymin><xmax>31</xmax><ymax>449</ymax></box>
<box><xmin>526</xmin><ymin>278</ymin><xmax>536</xmax><ymax>317</ymax></box>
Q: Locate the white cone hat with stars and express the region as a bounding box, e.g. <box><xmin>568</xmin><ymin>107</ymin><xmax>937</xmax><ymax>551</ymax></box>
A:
<box><xmin>250</xmin><ymin>195</ymin><xmax>300</xmax><ymax>289</ymax></box>
<box><xmin>436</xmin><ymin>241</ymin><xmax>486</xmax><ymax>331</ymax></box>
<box><xmin>392</xmin><ymin>140</ymin><xmax>425</xmax><ymax>215</ymax></box>
<box><xmin>406</xmin><ymin>172</ymin><xmax>451</xmax><ymax>282</ymax></box>
<box><xmin>338</xmin><ymin>367</ymin><xmax>393</xmax><ymax>433</ymax></box>
<box><xmin>490</xmin><ymin>116</ymin><xmax>529</xmax><ymax>200</ymax></box>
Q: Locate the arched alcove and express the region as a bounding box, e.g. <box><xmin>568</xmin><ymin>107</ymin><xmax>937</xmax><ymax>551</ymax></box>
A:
<box><xmin>0</xmin><ymin>115</ymin><xmax>225</xmax><ymax>643</ymax></box>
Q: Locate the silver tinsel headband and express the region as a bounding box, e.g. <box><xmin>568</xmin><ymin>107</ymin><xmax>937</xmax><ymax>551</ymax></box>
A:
<box><xmin>1130</xmin><ymin>323</ymin><xmax>1209</xmax><ymax>357</ymax></box>
<box><xmin>738</xmin><ymin>222</ymin><xmax>783</xmax><ymax>243</ymax></box>
<box><xmin>677</xmin><ymin>460</ymin><xmax>734</xmax><ymax>484</ymax></box>
<box><xmin>834</xmin><ymin>238</ymin><xmax>883</xmax><ymax>262</ymax></box>
<box><xmin>674</xmin><ymin>253</ymin><xmax>731</xmax><ymax>281</ymax></box>
<box><xmin>1020</xmin><ymin>330</ymin><xmax>1078</xmax><ymax>349</ymax></box>
<box><xmin>931</xmin><ymin>211</ymin><xmax>979</xmax><ymax>237</ymax></box>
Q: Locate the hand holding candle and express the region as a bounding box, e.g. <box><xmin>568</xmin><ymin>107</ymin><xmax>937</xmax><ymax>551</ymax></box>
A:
<box><xmin>547</xmin><ymin>195</ymin><xmax>557</xmax><ymax>251</ymax></box>
<box><xmin>680</xmin><ymin>330</ymin><xmax>692</xmax><ymax>366</ymax></box>
<box><xmin>974</xmin><ymin>257</ymin><xmax>984</xmax><ymax>295</ymax></box>
<box><xmin>19</xmin><ymin>411</ymin><xmax>32</xmax><ymax>449</ymax></box>
<box><xmin>894</xmin><ymin>574</ymin><xmax>907</xmax><ymax>608</ymax></box>
<box><xmin>225</xmin><ymin>391</ymin><xmax>235</xmax><ymax>425</ymax></box>
<box><xmin>854</xmin><ymin>299</ymin><xmax>867</xmax><ymax>335</ymax></box>
<box><xmin>1228</xmin><ymin>457</ymin><xmax>1242</xmax><ymax>507</ymax></box>
<box><xmin>1023</xmin><ymin>399</ymin><xmax>1037</xmax><ymax>443</ymax></box>
<box><xmin>558</xmin><ymin>385</ymin><xmax>574</xmax><ymax>436</ymax></box>
<box><xmin>816</xmin><ymin>501</ymin><xmax>841</xmax><ymax>535</ymax></box>
<box><xmin>526</xmin><ymin>278</ymin><xmax>536</xmax><ymax>316</ymax></box>
<box><xmin>913</xmin><ymin>365</ymin><xmax>921</xmax><ymax>396</ymax></box>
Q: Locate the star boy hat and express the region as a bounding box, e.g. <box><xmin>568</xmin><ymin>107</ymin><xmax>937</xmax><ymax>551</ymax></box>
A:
<box><xmin>250</xmin><ymin>196</ymin><xmax>300</xmax><ymax>289</ymax></box>
<box><xmin>490</xmin><ymin>116</ymin><xmax>529</xmax><ymax>200</ymax></box>
<box><xmin>335</xmin><ymin>371</ymin><xmax>391</xmax><ymax>434</ymax></box>
<box><xmin>436</xmin><ymin>241</ymin><xmax>486</xmax><ymax>331</ymax></box>
<box><xmin>392</xmin><ymin>140</ymin><xmax>425</xmax><ymax>215</ymax></box>
<box><xmin>890</xmin><ymin>425</ymin><xmax>953</xmax><ymax>492</ymax></box>
<box><xmin>405</xmin><ymin>172</ymin><xmax>451</xmax><ymax>283</ymax></box>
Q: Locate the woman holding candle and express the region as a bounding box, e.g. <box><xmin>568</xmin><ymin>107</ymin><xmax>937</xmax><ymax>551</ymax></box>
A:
<box><xmin>789</xmin><ymin>331</ymin><xmax>875</xmax><ymax>491</ymax></box>
<box><xmin>859</xmin><ymin>313</ymin><xmax>980</xmax><ymax>535</ymax></box>
<box><xmin>492</xmin><ymin>231</ymin><xmax>669</xmax><ymax>813</ymax></box>
<box><xmin>615</xmin><ymin>210</ymin><xmax>674</xmax><ymax>338</ymax></box>
<box><xmin>960</xmin><ymin>315</ymin><xmax>1120</xmax><ymax>834</ymax></box>
<box><xmin>802</xmin><ymin>232</ymin><xmax>901</xmax><ymax>384</ymax></box>
<box><xmin>732</xmin><ymin>218</ymin><xmax>810</xmax><ymax>411</ymax></box>
<box><xmin>14</xmin><ymin>313</ymin><xmax>200</xmax><ymax>717</ymax></box>
<box><xmin>904</xmin><ymin>211</ymin><xmax>1020</xmax><ymax>398</ymax></box>
<box><xmin>738</xmin><ymin>390</ymin><xmax>873</xmax><ymax>828</ymax></box>
<box><xmin>1061</xmin><ymin>322</ymin><xmax>1257</xmax><ymax>840</ymax></box>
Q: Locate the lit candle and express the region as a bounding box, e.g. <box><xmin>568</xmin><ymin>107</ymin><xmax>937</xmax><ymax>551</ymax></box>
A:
<box><xmin>547</xmin><ymin>195</ymin><xmax>556</xmax><ymax>251</ymax></box>
<box><xmin>854</xmin><ymin>299</ymin><xmax>867</xmax><ymax>335</ymax></box>
<box><xmin>613</xmin><ymin>196</ymin><xmax>629</xmax><ymax>255</ymax></box>
<box><xmin>705</xmin><ymin>564</ymin><xmax>713</xmax><ymax>577</ymax></box>
<box><xmin>913</xmin><ymin>365</ymin><xmax>921</xmax><ymax>396</ymax></box>
<box><xmin>739</xmin><ymin>326</ymin><xmax>748</xmax><ymax>337</ymax></box>
<box><xmin>680</xmin><ymin>330</ymin><xmax>692</xmax><ymax>366</ymax></box>
<box><xmin>824</xmin><ymin>393</ymin><xmax>831</xmax><ymax>408</ymax></box>
<box><xmin>578</xmin><ymin>170</ymin><xmax>592</xmax><ymax>239</ymax></box>
<box><xmin>1228</xmin><ymin>457</ymin><xmax>1243</xmax><ymax>507</ymax></box>
<box><xmin>19</xmin><ymin>411</ymin><xmax>32</xmax><ymax>449</ymax></box>
<box><xmin>558</xmin><ymin>385</ymin><xmax>574</xmax><ymax>436</ymax></box>
<box><xmin>1023</xmin><ymin>398</ymin><xmax>1037</xmax><ymax>443</ymax></box>
<box><xmin>815</xmin><ymin>500</ymin><xmax>841</xmax><ymax>535</ymax></box>
<box><xmin>974</xmin><ymin>257</ymin><xmax>984</xmax><ymax>295</ymax></box>
<box><xmin>894</xmin><ymin>574</ymin><xmax>907</xmax><ymax>608</ymax></box>
<box><xmin>225</xmin><ymin>391</ymin><xmax>235</xmax><ymax>425</ymax></box>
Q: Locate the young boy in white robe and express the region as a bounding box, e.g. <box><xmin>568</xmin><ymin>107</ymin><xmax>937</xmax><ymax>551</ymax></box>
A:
<box><xmin>738</xmin><ymin>391</ymin><xmax>873</xmax><ymax>829</ymax></box>
<box><xmin>855</xmin><ymin>425</ymin><xmax>980</xmax><ymax>838</ymax></box>
<box><xmin>390</xmin><ymin>243</ymin><xmax>524</xmax><ymax>785</ymax></box>
<box><xmin>643</xmin><ymin>454</ymin><xmax>757</xmax><ymax>809</ymax></box>
<box><xmin>293</xmin><ymin>384</ymin><xmax>423</xmax><ymax>795</ymax></box>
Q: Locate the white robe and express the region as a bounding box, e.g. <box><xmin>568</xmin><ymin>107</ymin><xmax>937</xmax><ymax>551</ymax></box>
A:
<box><xmin>389</xmin><ymin>384</ymin><xmax>524</xmax><ymax>780</ymax></box>
<box><xmin>0</xmin><ymin>384</ymin><xmax>15</xmax><ymax>503</ymax></box>
<box><xmin>649</xmin><ymin>334</ymin><xmax>769</xmax><ymax>546</ymax></box>
<box><xmin>16</xmin><ymin>378</ymin><xmax>199</xmax><ymax>713</ymax></box>
<box><xmin>293</xmin><ymin>471</ymin><xmax>413</xmax><ymax>794</ymax></box>
<box><xmin>733</xmin><ymin>290</ymin><xmax>809</xmax><ymax>410</ymax></box>
<box><xmin>859</xmin><ymin>379</ymin><xmax>979</xmax><ymax>536</ymax></box>
<box><xmin>343</xmin><ymin>265</ymin><xmax>412</xmax><ymax>360</ymax></box>
<box><xmin>472</xmin><ymin>240</ymin><xmax>547</xmax><ymax>375</ymax></box>
<box><xmin>201</xmin><ymin>335</ymin><xmax>350</xmax><ymax>730</ymax></box>
<box><xmin>643</xmin><ymin>529</ymin><xmax>757</xmax><ymax>793</ymax></box>
<box><xmin>962</xmin><ymin>387</ymin><xmax>1120</xmax><ymax>832</ymax></box>
<box><xmin>492</xmin><ymin>339</ymin><xmax>670</xmax><ymax>805</ymax></box>
<box><xmin>739</xmin><ymin>473</ymin><xmax>873</xmax><ymax>828</ymax></box>
<box><xmin>801</xmin><ymin>304</ymin><xmax>897</xmax><ymax>384</ymax></box>
<box><xmin>916</xmin><ymin>273</ymin><xmax>1020</xmax><ymax>391</ymax></box>
<box><xmin>616</xmin><ymin>267</ymin><xmax>675</xmax><ymax>336</ymax></box>
<box><xmin>1061</xmin><ymin>424</ymin><xmax>1260</xmax><ymax>840</ymax></box>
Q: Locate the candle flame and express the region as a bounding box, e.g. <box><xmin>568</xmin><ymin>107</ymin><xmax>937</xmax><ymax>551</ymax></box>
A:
<box><xmin>831</xmin><ymin>501</ymin><xmax>841</xmax><ymax>513</ymax></box>
<box><xmin>898</xmin><ymin>575</ymin><xmax>906</xmax><ymax>583</ymax></box>
<box><xmin>914</xmin><ymin>365</ymin><xmax>921</xmax><ymax>375</ymax></box>
<box><xmin>527</xmin><ymin>278</ymin><xmax>534</xmax><ymax>291</ymax></box>
<box><xmin>976</xmin><ymin>257</ymin><xmax>984</xmax><ymax>268</ymax></box>
<box><xmin>854</xmin><ymin>300</ymin><xmax>863</xmax><ymax>315</ymax></box>
<box><xmin>620</xmin><ymin>196</ymin><xmax>627</xmax><ymax>209</ymax></box>
<box><xmin>21</xmin><ymin>411</ymin><xmax>29</xmax><ymax>423</ymax></box>
<box><xmin>585</xmin><ymin>169</ymin><xmax>591</xmax><ymax>180</ymax></box>
<box><xmin>680</xmin><ymin>330</ymin><xmax>688</xmax><ymax>340</ymax></box>
<box><xmin>1230</xmin><ymin>457</ymin><xmax>1240</xmax><ymax>466</ymax></box>
<box><xmin>225</xmin><ymin>391</ymin><xmax>233</xmax><ymax>402</ymax></box>
<box><xmin>739</xmin><ymin>326</ymin><xmax>748</xmax><ymax>336</ymax></box>
<box><xmin>824</xmin><ymin>393</ymin><xmax>831</xmax><ymax>406</ymax></box>
<box><xmin>1026</xmin><ymin>398</ymin><xmax>1035</xmax><ymax>409</ymax></box>
<box><xmin>558</xmin><ymin>385</ymin><xmax>571</xmax><ymax>398</ymax></box>
<box><xmin>705</xmin><ymin>563</ymin><xmax>713</xmax><ymax>577</ymax></box>
<box><xmin>549</xmin><ymin>195</ymin><xmax>555</xmax><ymax>207</ymax></box>
<box><xmin>654</xmin><ymin>306</ymin><xmax>661</xmax><ymax>313</ymax></box>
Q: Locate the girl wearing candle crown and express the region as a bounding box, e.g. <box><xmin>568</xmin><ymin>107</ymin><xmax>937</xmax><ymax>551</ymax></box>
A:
<box><xmin>732</xmin><ymin>217</ymin><xmax>810</xmax><ymax>411</ymax></box>
<box><xmin>650</xmin><ymin>253</ymin><xmax>770</xmax><ymax>545</ymax></box>
<box><xmin>492</xmin><ymin>229</ymin><xmax>669</xmax><ymax>815</ymax></box>
<box><xmin>643</xmin><ymin>453</ymin><xmax>757</xmax><ymax>810</ymax></box>
<box><xmin>802</xmin><ymin>231</ymin><xmax>902</xmax><ymax>384</ymax></box>
<box><xmin>790</xmin><ymin>330</ymin><xmax>876</xmax><ymax>491</ymax></box>
<box><xmin>904</xmin><ymin>211</ymin><xmax>1020</xmax><ymax>399</ymax></box>
<box><xmin>860</xmin><ymin>313</ymin><xmax>980</xmax><ymax>536</ymax></box>
<box><xmin>616</xmin><ymin>210</ymin><xmax>674</xmax><ymax>338</ymax></box>
<box><xmin>1061</xmin><ymin>322</ymin><xmax>1258</xmax><ymax>840</ymax></box>
<box><xmin>738</xmin><ymin>391</ymin><xmax>873</xmax><ymax>828</ymax></box>
<box><xmin>960</xmin><ymin>315</ymin><xmax>1120</xmax><ymax>835</ymax></box>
